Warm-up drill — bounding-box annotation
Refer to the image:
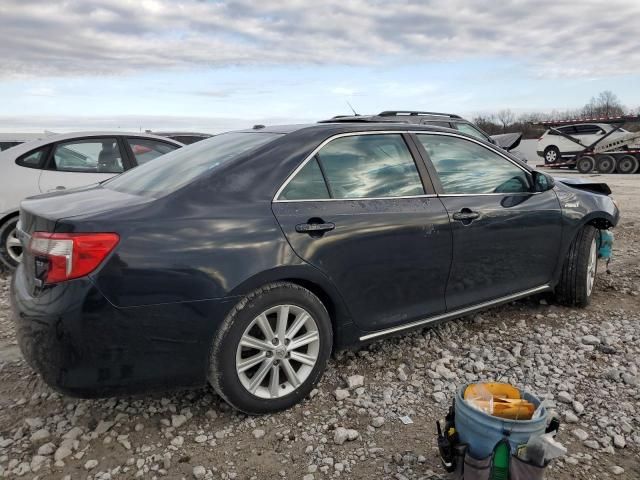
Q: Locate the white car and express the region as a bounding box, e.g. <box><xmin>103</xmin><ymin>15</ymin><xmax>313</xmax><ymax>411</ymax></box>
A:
<box><xmin>0</xmin><ymin>132</ymin><xmax>183</xmax><ymax>268</ymax></box>
<box><xmin>537</xmin><ymin>123</ymin><xmax>630</xmax><ymax>164</ymax></box>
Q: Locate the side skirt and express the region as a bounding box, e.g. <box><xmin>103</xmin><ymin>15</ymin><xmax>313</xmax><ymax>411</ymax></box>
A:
<box><xmin>358</xmin><ymin>284</ymin><xmax>552</xmax><ymax>342</ymax></box>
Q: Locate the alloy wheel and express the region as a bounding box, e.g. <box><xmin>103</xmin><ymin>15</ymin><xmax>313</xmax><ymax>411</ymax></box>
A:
<box><xmin>5</xmin><ymin>226</ymin><xmax>22</xmax><ymax>264</ymax></box>
<box><xmin>235</xmin><ymin>304</ymin><xmax>320</xmax><ymax>399</ymax></box>
<box><xmin>586</xmin><ymin>237</ymin><xmax>597</xmax><ymax>297</ymax></box>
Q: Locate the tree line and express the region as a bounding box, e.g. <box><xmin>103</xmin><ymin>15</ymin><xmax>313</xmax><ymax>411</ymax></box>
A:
<box><xmin>474</xmin><ymin>91</ymin><xmax>640</xmax><ymax>138</ymax></box>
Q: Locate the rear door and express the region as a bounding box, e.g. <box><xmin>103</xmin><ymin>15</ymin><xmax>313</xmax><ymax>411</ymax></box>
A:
<box><xmin>272</xmin><ymin>132</ymin><xmax>452</xmax><ymax>332</ymax></box>
<box><xmin>38</xmin><ymin>137</ymin><xmax>126</xmax><ymax>193</ymax></box>
<box><xmin>414</xmin><ymin>133</ymin><xmax>562</xmax><ymax>310</ymax></box>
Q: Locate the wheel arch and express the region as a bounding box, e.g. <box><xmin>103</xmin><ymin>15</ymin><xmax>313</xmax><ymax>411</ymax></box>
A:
<box><xmin>227</xmin><ymin>265</ymin><xmax>355</xmax><ymax>348</ymax></box>
<box><xmin>0</xmin><ymin>210</ymin><xmax>20</xmax><ymax>227</ymax></box>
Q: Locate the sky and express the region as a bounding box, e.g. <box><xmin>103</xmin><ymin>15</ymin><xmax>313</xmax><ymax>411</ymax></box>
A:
<box><xmin>1</xmin><ymin>0</ymin><xmax>639</xmax><ymax>133</ymax></box>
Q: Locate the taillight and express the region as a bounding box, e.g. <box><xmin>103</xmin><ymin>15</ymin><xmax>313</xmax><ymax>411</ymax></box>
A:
<box><xmin>29</xmin><ymin>232</ymin><xmax>119</xmax><ymax>284</ymax></box>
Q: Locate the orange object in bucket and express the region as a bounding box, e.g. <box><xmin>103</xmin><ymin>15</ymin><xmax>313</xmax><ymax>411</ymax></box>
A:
<box><xmin>464</xmin><ymin>383</ymin><xmax>535</xmax><ymax>420</ymax></box>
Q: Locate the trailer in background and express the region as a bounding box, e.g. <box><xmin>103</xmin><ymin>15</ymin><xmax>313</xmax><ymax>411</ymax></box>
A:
<box><xmin>534</xmin><ymin>115</ymin><xmax>640</xmax><ymax>174</ymax></box>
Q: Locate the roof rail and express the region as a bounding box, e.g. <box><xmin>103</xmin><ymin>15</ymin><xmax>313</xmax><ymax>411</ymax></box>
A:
<box><xmin>533</xmin><ymin>115</ymin><xmax>640</xmax><ymax>126</ymax></box>
<box><xmin>378</xmin><ymin>110</ymin><xmax>462</xmax><ymax>119</ymax></box>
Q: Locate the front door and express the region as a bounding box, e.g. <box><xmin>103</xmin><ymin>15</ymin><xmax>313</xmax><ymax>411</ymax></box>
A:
<box><xmin>414</xmin><ymin>133</ymin><xmax>563</xmax><ymax>310</ymax></box>
<box><xmin>272</xmin><ymin>133</ymin><xmax>452</xmax><ymax>332</ymax></box>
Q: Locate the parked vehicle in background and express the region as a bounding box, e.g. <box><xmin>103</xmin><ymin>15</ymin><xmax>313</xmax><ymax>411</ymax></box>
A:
<box><xmin>535</xmin><ymin>116</ymin><xmax>640</xmax><ymax>173</ymax></box>
<box><xmin>0</xmin><ymin>133</ymin><xmax>48</xmax><ymax>152</ymax></box>
<box><xmin>320</xmin><ymin>110</ymin><xmax>525</xmax><ymax>159</ymax></box>
<box><xmin>149</xmin><ymin>131</ymin><xmax>213</xmax><ymax>144</ymax></box>
<box><xmin>0</xmin><ymin>132</ymin><xmax>183</xmax><ymax>268</ymax></box>
<box><xmin>11</xmin><ymin>123</ymin><xmax>618</xmax><ymax>413</ymax></box>
<box><xmin>537</xmin><ymin>123</ymin><xmax>631</xmax><ymax>164</ymax></box>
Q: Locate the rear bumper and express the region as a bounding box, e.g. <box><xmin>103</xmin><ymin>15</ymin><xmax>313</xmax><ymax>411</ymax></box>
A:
<box><xmin>11</xmin><ymin>265</ymin><xmax>238</xmax><ymax>397</ymax></box>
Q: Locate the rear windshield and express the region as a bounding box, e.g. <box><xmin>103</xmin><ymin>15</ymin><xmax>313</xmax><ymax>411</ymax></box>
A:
<box><xmin>105</xmin><ymin>132</ymin><xmax>282</xmax><ymax>197</ymax></box>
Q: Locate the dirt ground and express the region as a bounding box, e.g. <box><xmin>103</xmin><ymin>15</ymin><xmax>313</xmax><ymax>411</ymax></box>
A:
<box><xmin>0</xmin><ymin>170</ymin><xmax>638</xmax><ymax>480</ymax></box>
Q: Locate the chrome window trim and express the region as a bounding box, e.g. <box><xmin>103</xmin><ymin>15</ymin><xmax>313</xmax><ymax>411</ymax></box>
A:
<box><xmin>359</xmin><ymin>284</ymin><xmax>551</xmax><ymax>341</ymax></box>
<box><xmin>272</xmin><ymin>130</ymin><xmax>532</xmax><ymax>203</ymax></box>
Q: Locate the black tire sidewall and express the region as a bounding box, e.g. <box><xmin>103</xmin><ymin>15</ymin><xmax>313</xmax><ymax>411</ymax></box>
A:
<box><xmin>0</xmin><ymin>216</ymin><xmax>20</xmax><ymax>269</ymax></box>
<box><xmin>617</xmin><ymin>155</ymin><xmax>638</xmax><ymax>174</ymax></box>
<box><xmin>596</xmin><ymin>155</ymin><xmax>616</xmax><ymax>174</ymax></box>
<box><xmin>577</xmin><ymin>157</ymin><xmax>595</xmax><ymax>174</ymax></box>
<box><xmin>210</xmin><ymin>283</ymin><xmax>332</xmax><ymax>414</ymax></box>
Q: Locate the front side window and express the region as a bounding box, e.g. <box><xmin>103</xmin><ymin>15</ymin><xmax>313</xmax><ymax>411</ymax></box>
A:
<box><xmin>127</xmin><ymin>138</ymin><xmax>179</xmax><ymax>165</ymax></box>
<box><xmin>454</xmin><ymin>123</ymin><xmax>490</xmax><ymax>141</ymax></box>
<box><xmin>315</xmin><ymin>134</ymin><xmax>423</xmax><ymax>199</ymax></box>
<box><xmin>52</xmin><ymin>138</ymin><xmax>123</xmax><ymax>173</ymax></box>
<box><xmin>417</xmin><ymin>134</ymin><xmax>530</xmax><ymax>195</ymax></box>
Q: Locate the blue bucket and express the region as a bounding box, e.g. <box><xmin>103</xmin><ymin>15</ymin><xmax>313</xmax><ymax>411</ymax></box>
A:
<box><xmin>454</xmin><ymin>384</ymin><xmax>548</xmax><ymax>459</ymax></box>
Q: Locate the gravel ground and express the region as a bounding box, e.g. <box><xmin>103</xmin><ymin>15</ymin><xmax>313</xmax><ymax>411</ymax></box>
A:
<box><xmin>0</xmin><ymin>172</ymin><xmax>638</xmax><ymax>480</ymax></box>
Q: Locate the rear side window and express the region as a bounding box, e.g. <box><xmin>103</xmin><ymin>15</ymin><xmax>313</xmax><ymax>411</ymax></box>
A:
<box><xmin>16</xmin><ymin>147</ymin><xmax>48</xmax><ymax>169</ymax></box>
<box><xmin>127</xmin><ymin>138</ymin><xmax>179</xmax><ymax>165</ymax></box>
<box><xmin>279</xmin><ymin>134</ymin><xmax>424</xmax><ymax>200</ymax></box>
<box><xmin>417</xmin><ymin>134</ymin><xmax>530</xmax><ymax>194</ymax></box>
<box><xmin>106</xmin><ymin>132</ymin><xmax>282</xmax><ymax>197</ymax></box>
<box><xmin>574</xmin><ymin>124</ymin><xmax>604</xmax><ymax>135</ymax></box>
<box><xmin>52</xmin><ymin>138</ymin><xmax>123</xmax><ymax>173</ymax></box>
<box><xmin>279</xmin><ymin>158</ymin><xmax>330</xmax><ymax>200</ymax></box>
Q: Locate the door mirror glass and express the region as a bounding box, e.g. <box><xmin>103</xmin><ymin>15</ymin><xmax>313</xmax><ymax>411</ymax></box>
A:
<box><xmin>532</xmin><ymin>171</ymin><xmax>555</xmax><ymax>192</ymax></box>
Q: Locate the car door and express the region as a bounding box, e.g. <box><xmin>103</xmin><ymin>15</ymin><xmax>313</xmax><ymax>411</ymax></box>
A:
<box><xmin>38</xmin><ymin>137</ymin><xmax>126</xmax><ymax>193</ymax></box>
<box><xmin>124</xmin><ymin>137</ymin><xmax>180</xmax><ymax>166</ymax></box>
<box><xmin>272</xmin><ymin>132</ymin><xmax>452</xmax><ymax>332</ymax></box>
<box><xmin>413</xmin><ymin>132</ymin><xmax>563</xmax><ymax>311</ymax></box>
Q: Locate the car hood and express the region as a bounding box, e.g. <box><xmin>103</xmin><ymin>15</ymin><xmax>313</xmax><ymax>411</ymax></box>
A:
<box><xmin>490</xmin><ymin>132</ymin><xmax>523</xmax><ymax>151</ymax></box>
<box><xmin>553</xmin><ymin>177</ymin><xmax>612</xmax><ymax>196</ymax></box>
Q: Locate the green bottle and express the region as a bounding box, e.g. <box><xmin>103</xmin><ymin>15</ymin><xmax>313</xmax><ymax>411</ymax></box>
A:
<box><xmin>490</xmin><ymin>440</ymin><xmax>510</xmax><ymax>480</ymax></box>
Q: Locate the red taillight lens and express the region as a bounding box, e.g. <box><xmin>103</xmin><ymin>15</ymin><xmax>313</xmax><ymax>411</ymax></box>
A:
<box><xmin>29</xmin><ymin>232</ymin><xmax>120</xmax><ymax>284</ymax></box>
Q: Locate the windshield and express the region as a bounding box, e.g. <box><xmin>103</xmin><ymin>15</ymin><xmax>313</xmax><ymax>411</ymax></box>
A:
<box><xmin>105</xmin><ymin>132</ymin><xmax>282</xmax><ymax>197</ymax></box>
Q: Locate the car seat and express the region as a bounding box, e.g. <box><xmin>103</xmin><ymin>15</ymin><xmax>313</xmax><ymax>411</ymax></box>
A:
<box><xmin>98</xmin><ymin>143</ymin><xmax>121</xmax><ymax>173</ymax></box>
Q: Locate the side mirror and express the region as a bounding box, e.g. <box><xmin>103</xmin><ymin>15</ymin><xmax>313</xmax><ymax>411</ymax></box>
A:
<box><xmin>532</xmin><ymin>170</ymin><xmax>555</xmax><ymax>192</ymax></box>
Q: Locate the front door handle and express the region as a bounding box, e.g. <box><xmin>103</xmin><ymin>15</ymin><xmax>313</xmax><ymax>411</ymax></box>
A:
<box><xmin>452</xmin><ymin>209</ymin><xmax>480</xmax><ymax>224</ymax></box>
<box><xmin>295</xmin><ymin>222</ymin><xmax>335</xmax><ymax>234</ymax></box>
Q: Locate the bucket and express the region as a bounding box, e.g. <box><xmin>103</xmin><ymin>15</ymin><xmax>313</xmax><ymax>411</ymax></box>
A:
<box><xmin>454</xmin><ymin>384</ymin><xmax>548</xmax><ymax>459</ymax></box>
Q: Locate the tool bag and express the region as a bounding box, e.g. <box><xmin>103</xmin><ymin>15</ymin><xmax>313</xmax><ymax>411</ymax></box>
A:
<box><xmin>450</xmin><ymin>443</ymin><xmax>546</xmax><ymax>480</ymax></box>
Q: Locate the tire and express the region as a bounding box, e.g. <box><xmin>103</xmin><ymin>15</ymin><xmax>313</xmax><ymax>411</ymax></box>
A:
<box><xmin>543</xmin><ymin>146</ymin><xmax>560</xmax><ymax>164</ymax></box>
<box><xmin>596</xmin><ymin>155</ymin><xmax>616</xmax><ymax>174</ymax></box>
<box><xmin>0</xmin><ymin>216</ymin><xmax>22</xmax><ymax>270</ymax></box>
<box><xmin>616</xmin><ymin>155</ymin><xmax>639</xmax><ymax>174</ymax></box>
<box><xmin>555</xmin><ymin>225</ymin><xmax>598</xmax><ymax>308</ymax></box>
<box><xmin>209</xmin><ymin>282</ymin><xmax>333</xmax><ymax>414</ymax></box>
<box><xmin>576</xmin><ymin>156</ymin><xmax>595</xmax><ymax>174</ymax></box>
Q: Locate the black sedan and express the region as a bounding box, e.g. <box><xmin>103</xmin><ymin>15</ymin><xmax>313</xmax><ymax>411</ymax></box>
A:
<box><xmin>11</xmin><ymin>123</ymin><xmax>619</xmax><ymax>414</ymax></box>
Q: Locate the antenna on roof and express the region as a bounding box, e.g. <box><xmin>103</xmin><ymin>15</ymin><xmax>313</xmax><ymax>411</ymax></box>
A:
<box><xmin>346</xmin><ymin>101</ymin><xmax>359</xmax><ymax>116</ymax></box>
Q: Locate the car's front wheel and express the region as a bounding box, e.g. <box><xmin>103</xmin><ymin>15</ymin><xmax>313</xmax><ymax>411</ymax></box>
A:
<box><xmin>544</xmin><ymin>146</ymin><xmax>560</xmax><ymax>164</ymax></box>
<box><xmin>0</xmin><ymin>216</ymin><xmax>22</xmax><ymax>270</ymax></box>
<box><xmin>555</xmin><ymin>225</ymin><xmax>598</xmax><ymax>307</ymax></box>
<box><xmin>209</xmin><ymin>282</ymin><xmax>332</xmax><ymax>414</ymax></box>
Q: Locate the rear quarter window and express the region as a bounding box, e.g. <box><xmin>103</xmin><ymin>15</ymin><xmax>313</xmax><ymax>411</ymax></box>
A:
<box><xmin>105</xmin><ymin>132</ymin><xmax>282</xmax><ymax>197</ymax></box>
<box><xmin>15</xmin><ymin>146</ymin><xmax>49</xmax><ymax>169</ymax></box>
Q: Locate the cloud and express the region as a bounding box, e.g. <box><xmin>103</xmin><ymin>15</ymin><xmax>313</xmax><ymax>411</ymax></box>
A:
<box><xmin>1</xmin><ymin>0</ymin><xmax>639</xmax><ymax>79</ymax></box>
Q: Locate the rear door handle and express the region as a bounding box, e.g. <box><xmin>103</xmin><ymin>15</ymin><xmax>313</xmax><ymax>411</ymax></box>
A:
<box><xmin>295</xmin><ymin>222</ymin><xmax>335</xmax><ymax>234</ymax></box>
<box><xmin>452</xmin><ymin>209</ymin><xmax>480</xmax><ymax>223</ymax></box>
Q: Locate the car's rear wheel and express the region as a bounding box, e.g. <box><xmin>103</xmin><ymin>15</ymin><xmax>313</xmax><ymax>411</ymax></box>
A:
<box><xmin>209</xmin><ymin>282</ymin><xmax>332</xmax><ymax>414</ymax></box>
<box><xmin>0</xmin><ymin>216</ymin><xmax>22</xmax><ymax>270</ymax></box>
<box><xmin>555</xmin><ymin>225</ymin><xmax>598</xmax><ymax>307</ymax></box>
<box><xmin>543</xmin><ymin>146</ymin><xmax>561</xmax><ymax>164</ymax></box>
<box><xmin>596</xmin><ymin>155</ymin><xmax>616</xmax><ymax>174</ymax></box>
<box><xmin>576</xmin><ymin>156</ymin><xmax>595</xmax><ymax>174</ymax></box>
<box><xmin>616</xmin><ymin>155</ymin><xmax>639</xmax><ymax>174</ymax></box>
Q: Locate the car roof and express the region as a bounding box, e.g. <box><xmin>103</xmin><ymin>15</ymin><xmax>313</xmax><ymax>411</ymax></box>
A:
<box><xmin>152</xmin><ymin>132</ymin><xmax>212</xmax><ymax>137</ymax></box>
<box><xmin>0</xmin><ymin>131</ymin><xmax>183</xmax><ymax>159</ymax></box>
